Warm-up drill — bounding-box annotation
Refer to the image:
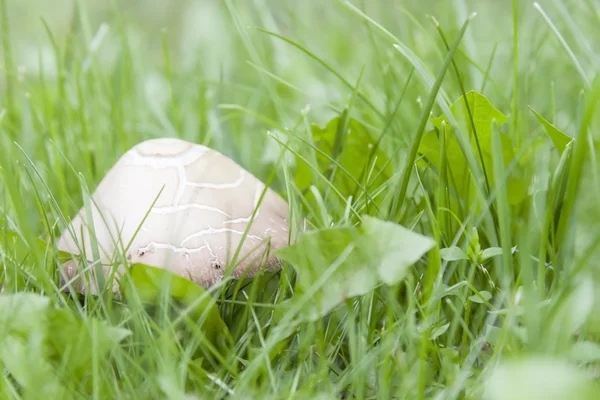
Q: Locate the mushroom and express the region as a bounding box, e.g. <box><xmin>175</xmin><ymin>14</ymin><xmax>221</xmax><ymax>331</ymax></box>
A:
<box><xmin>57</xmin><ymin>137</ymin><xmax>291</xmax><ymax>294</ymax></box>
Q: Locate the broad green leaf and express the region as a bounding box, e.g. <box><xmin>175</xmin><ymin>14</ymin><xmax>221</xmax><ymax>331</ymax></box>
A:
<box><xmin>440</xmin><ymin>246</ymin><xmax>469</xmax><ymax>261</ymax></box>
<box><xmin>0</xmin><ymin>335</ymin><xmax>64</xmax><ymax>397</ymax></box>
<box><xmin>430</xmin><ymin>90</ymin><xmax>508</xmax><ymax>140</ymax></box>
<box><xmin>362</xmin><ymin>217</ymin><xmax>437</xmax><ymax>285</ymax></box>
<box><xmin>469</xmin><ymin>290</ymin><xmax>492</xmax><ymax>303</ymax></box>
<box><xmin>0</xmin><ymin>293</ymin><xmax>130</xmax><ymax>397</ymax></box>
<box><xmin>121</xmin><ymin>263</ymin><xmax>232</xmax><ymax>351</ymax></box>
<box><xmin>0</xmin><ymin>292</ymin><xmax>50</xmax><ymax>334</ymax></box>
<box><xmin>276</xmin><ymin>216</ymin><xmax>435</xmax><ymax>321</ymax></box>
<box><xmin>530</xmin><ymin>107</ymin><xmax>572</xmax><ymax>155</ymax></box>
<box><xmin>295</xmin><ymin>114</ymin><xmax>392</xmax><ymax>199</ymax></box>
<box><xmin>0</xmin><ymin>292</ymin><xmax>57</xmax><ymax>397</ymax></box>
<box><xmin>419</xmin><ymin>91</ymin><xmax>527</xmax><ymax>205</ymax></box>
<box><xmin>484</xmin><ymin>357</ymin><xmax>600</xmax><ymax>400</ymax></box>
<box><xmin>48</xmin><ymin>309</ymin><xmax>131</xmax><ymax>382</ymax></box>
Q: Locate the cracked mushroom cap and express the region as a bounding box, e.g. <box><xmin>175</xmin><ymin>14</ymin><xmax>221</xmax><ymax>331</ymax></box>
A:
<box><xmin>57</xmin><ymin>138</ymin><xmax>291</xmax><ymax>294</ymax></box>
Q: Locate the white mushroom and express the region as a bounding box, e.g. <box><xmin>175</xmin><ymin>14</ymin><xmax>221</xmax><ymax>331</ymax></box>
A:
<box><xmin>58</xmin><ymin>138</ymin><xmax>291</xmax><ymax>294</ymax></box>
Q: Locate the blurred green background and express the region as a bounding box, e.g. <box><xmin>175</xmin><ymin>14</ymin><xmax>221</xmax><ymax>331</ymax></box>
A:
<box><xmin>3</xmin><ymin>0</ymin><xmax>595</xmax><ymax>207</ymax></box>
<box><xmin>4</xmin><ymin>0</ymin><xmax>592</xmax><ymax>142</ymax></box>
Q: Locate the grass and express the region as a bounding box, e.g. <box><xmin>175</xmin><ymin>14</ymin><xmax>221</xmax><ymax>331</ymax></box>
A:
<box><xmin>1</xmin><ymin>0</ymin><xmax>600</xmax><ymax>398</ymax></box>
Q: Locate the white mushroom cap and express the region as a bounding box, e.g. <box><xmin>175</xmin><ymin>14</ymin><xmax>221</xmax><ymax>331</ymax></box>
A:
<box><xmin>58</xmin><ymin>138</ymin><xmax>291</xmax><ymax>294</ymax></box>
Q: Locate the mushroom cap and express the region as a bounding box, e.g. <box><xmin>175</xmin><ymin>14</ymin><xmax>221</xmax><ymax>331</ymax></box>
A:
<box><xmin>58</xmin><ymin>138</ymin><xmax>291</xmax><ymax>293</ymax></box>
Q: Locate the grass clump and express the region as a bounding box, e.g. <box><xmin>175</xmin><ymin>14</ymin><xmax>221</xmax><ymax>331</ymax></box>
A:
<box><xmin>1</xmin><ymin>0</ymin><xmax>600</xmax><ymax>399</ymax></box>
